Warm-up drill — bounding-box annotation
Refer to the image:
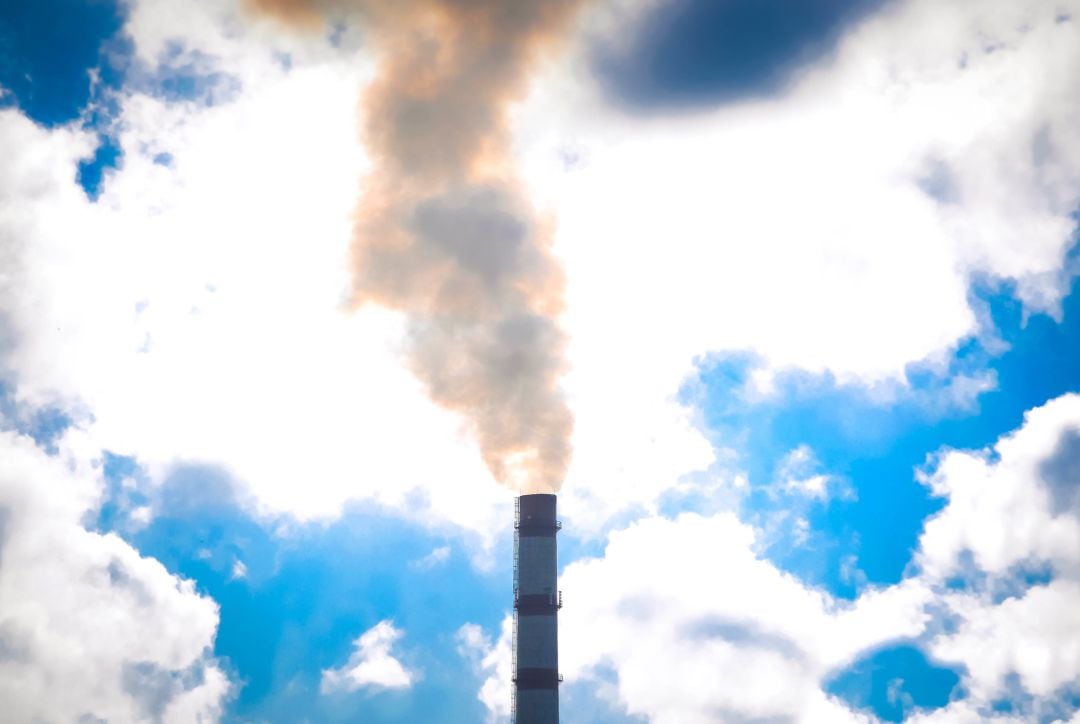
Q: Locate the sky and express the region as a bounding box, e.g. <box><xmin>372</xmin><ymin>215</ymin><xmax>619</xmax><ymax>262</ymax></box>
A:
<box><xmin>1</xmin><ymin>0</ymin><xmax>1079</xmax><ymax>722</ymax></box>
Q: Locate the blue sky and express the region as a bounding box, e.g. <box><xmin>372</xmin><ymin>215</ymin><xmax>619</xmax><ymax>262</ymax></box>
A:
<box><xmin>1</xmin><ymin>1</ymin><xmax>1080</xmax><ymax>722</ymax></box>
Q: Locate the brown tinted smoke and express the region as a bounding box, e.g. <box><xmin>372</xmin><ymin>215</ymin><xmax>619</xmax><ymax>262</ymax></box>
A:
<box><xmin>249</xmin><ymin>0</ymin><xmax>582</xmax><ymax>492</ymax></box>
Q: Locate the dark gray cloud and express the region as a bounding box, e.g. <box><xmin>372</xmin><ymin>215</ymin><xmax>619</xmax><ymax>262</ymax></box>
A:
<box><xmin>705</xmin><ymin>710</ymin><xmax>792</xmax><ymax>724</ymax></box>
<box><xmin>105</xmin><ymin>559</ymin><xmax>156</xmax><ymax>608</ymax></box>
<box><xmin>0</xmin><ymin>504</ymin><xmax>9</xmax><ymax>570</ymax></box>
<box><xmin>917</xmin><ymin>158</ymin><xmax>961</xmax><ymax>204</ymax></box>
<box><xmin>1040</xmin><ymin>427</ymin><xmax>1080</xmax><ymax>515</ymax></box>
<box><xmin>122</xmin><ymin>661</ymin><xmax>181</xmax><ymax>722</ymax></box>
<box><xmin>122</xmin><ymin>659</ymin><xmax>211</xmax><ymax>722</ymax></box>
<box><xmin>0</xmin><ymin>619</ymin><xmax>32</xmax><ymax>664</ymax></box>
<box><xmin>682</xmin><ymin>615</ymin><xmax>805</xmax><ymax>661</ymax></box>
<box><xmin>591</xmin><ymin>0</ymin><xmax>890</xmax><ymax>110</ymax></box>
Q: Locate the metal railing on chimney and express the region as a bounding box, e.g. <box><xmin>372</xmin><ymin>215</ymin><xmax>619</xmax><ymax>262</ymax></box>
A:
<box><xmin>511</xmin><ymin>609</ymin><xmax>519</xmax><ymax>722</ymax></box>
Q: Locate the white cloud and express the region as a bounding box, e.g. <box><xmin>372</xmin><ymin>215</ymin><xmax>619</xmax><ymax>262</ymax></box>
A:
<box><xmin>130</xmin><ymin>504</ymin><xmax>153</xmax><ymax>529</ymax></box>
<box><xmin>2</xmin><ymin>0</ymin><xmax>1079</xmax><ymax>546</ymax></box>
<box><xmin>554</xmin><ymin>394</ymin><xmax>1080</xmax><ymax>722</ymax></box>
<box><xmin>321</xmin><ymin>620</ymin><xmax>417</xmax><ymax>694</ymax></box>
<box><xmin>917</xmin><ymin>393</ymin><xmax>1080</xmax><ymax>581</ymax></box>
<box><xmin>456</xmin><ymin>617</ymin><xmax>513</xmax><ymax>723</ymax></box>
<box><xmin>520</xmin><ymin>0</ymin><xmax>1080</xmax><ymax>527</ymax></box>
<box><xmin>0</xmin><ymin>1</ymin><xmax>1061</xmax><ymax>719</ymax></box>
<box><xmin>0</xmin><ymin>19</ymin><xmax>511</xmax><ymax>540</ymax></box>
<box><xmin>778</xmin><ymin>445</ymin><xmax>833</xmax><ymax>501</ymax></box>
<box><xmin>904</xmin><ymin>700</ymin><xmax>1028</xmax><ymax>723</ymax></box>
<box><xmin>230</xmin><ymin>558</ymin><xmax>248</xmax><ymax>581</ymax></box>
<box><xmin>558</xmin><ymin>513</ymin><xmax>930</xmax><ymax>723</ymax></box>
<box><xmin>932</xmin><ymin>582</ymin><xmax>1080</xmax><ymax>702</ymax></box>
<box><xmin>914</xmin><ymin>394</ymin><xmax>1080</xmax><ymax>711</ymax></box>
<box><xmin>410</xmin><ymin>545</ymin><xmax>451</xmax><ymax>571</ymax></box>
<box><xmin>0</xmin><ymin>428</ymin><xmax>229</xmax><ymax>723</ymax></box>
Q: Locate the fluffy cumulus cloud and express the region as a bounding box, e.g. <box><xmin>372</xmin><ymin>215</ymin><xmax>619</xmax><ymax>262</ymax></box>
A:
<box><xmin>917</xmin><ymin>394</ymin><xmax>1080</xmax><ymax>716</ymax></box>
<box><xmin>0</xmin><ymin>0</ymin><xmax>1076</xmax><ymax>542</ymax></box>
<box><xmin>918</xmin><ymin>395</ymin><xmax>1080</xmax><ymax>582</ymax></box>
<box><xmin>520</xmin><ymin>0</ymin><xmax>1080</xmax><ymax>523</ymax></box>
<box><xmin>535</xmin><ymin>394</ymin><xmax>1080</xmax><ymax>723</ymax></box>
<box><xmin>0</xmin><ymin>428</ymin><xmax>228</xmax><ymax>722</ymax></box>
<box><xmin>0</xmin><ymin>2</ymin><xmax>509</xmax><ymax>537</ymax></box>
<box><xmin>320</xmin><ymin>620</ymin><xmax>417</xmax><ymax>694</ymax></box>
<box><xmin>457</xmin><ymin>617</ymin><xmax>514</xmax><ymax>723</ymax></box>
<box><xmin>557</xmin><ymin>513</ymin><xmax>928</xmax><ymax>723</ymax></box>
<box><xmin>2</xmin><ymin>0</ymin><xmax>1080</xmax><ymax>719</ymax></box>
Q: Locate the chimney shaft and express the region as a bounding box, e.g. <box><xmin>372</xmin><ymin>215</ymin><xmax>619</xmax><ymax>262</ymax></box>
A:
<box><xmin>513</xmin><ymin>494</ymin><xmax>560</xmax><ymax>723</ymax></box>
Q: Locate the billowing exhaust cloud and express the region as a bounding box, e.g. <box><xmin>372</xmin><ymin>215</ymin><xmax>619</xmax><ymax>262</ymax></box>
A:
<box><xmin>249</xmin><ymin>1</ymin><xmax>583</xmax><ymax>492</ymax></box>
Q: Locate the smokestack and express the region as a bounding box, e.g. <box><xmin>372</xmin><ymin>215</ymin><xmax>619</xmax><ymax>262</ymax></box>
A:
<box><xmin>514</xmin><ymin>493</ymin><xmax>561</xmax><ymax>723</ymax></box>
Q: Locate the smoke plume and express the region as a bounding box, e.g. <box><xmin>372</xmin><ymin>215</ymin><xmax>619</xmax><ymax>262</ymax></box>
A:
<box><xmin>249</xmin><ymin>1</ymin><xmax>583</xmax><ymax>492</ymax></box>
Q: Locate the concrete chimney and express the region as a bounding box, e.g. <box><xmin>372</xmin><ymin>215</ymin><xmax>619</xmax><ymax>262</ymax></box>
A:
<box><xmin>513</xmin><ymin>493</ymin><xmax>561</xmax><ymax>724</ymax></box>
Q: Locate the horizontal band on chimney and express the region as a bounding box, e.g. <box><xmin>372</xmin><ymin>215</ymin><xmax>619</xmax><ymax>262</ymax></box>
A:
<box><xmin>516</xmin><ymin>522</ymin><xmax>560</xmax><ymax>537</ymax></box>
<box><xmin>515</xmin><ymin>593</ymin><xmax>561</xmax><ymax>615</ymax></box>
<box><xmin>514</xmin><ymin>667</ymin><xmax>561</xmax><ymax>690</ymax></box>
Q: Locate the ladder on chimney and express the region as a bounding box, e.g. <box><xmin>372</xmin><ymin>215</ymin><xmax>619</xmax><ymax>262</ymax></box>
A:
<box><xmin>512</xmin><ymin>497</ymin><xmax>520</xmax><ymax>722</ymax></box>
